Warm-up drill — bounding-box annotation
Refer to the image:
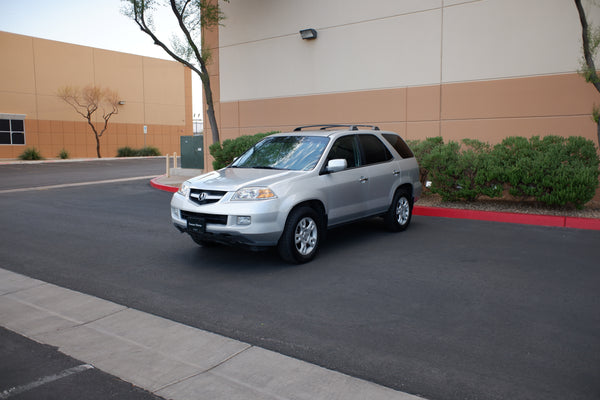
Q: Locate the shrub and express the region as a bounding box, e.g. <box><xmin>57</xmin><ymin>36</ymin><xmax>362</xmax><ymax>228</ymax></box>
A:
<box><xmin>408</xmin><ymin>136</ymin><xmax>444</xmax><ymax>188</ymax></box>
<box><xmin>209</xmin><ymin>131</ymin><xmax>277</xmax><ymax>170</ymax></box>
<box><xmin>137</xmin><ymin>146</ymin><xmax>161</xmax><ymax>156</ymax></box>
<box><xmin>58</xmin><ymin>149</ymin><xmax>70</xmax><ymax>159</ymax></box>
<box><xmin>117</xmin><ymin>146</ymin><xmax>138</xmax><ymax>157</ymax></box>
<box><xmin>116</xmin><ymin>146</ymin><xmax>161</xmax><ymax>157</ymax></box>
<box><xmin>490</xmin><ymin>135</ymin><xmax>600</xmax><ymax>208</ymax></box>
<box><xmin>19</xmin><ymin>147</ymin><xmax>43</xmax><ymax>160</ymax></box>
<box><xmin>410</xmin><ymin>135</ymin><xmax>600</xmax><ymax>208</ymax></box>
<box><xmin>425</xmin><ymin>139</ymin><xmax>502</xmax><ymax>201</ymax></box>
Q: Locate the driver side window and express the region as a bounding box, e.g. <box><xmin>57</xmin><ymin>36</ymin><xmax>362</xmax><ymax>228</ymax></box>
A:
<box><xmin>327</xmin><ymin>135</ymin><xmax>359</xmax><ymax>168</ymax></box>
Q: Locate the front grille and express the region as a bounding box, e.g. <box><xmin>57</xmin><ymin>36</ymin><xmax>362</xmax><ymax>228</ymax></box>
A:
<box><xmin>189</xmin><ymin>189</ymin><xmax>227</xmax><ymax>206</ymax></box>
<box><xmin>181</xmin><ymin>210</ymin><xmax>228</xmax><ymax>225</ymax></box>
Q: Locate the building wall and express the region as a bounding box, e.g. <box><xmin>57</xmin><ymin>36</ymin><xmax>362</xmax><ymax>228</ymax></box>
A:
<box><xmin>203</xmin><ymin>0</ymin><xmax>600</xmax><ymax>167</ymax></box>
<box><xmin>0</xmin><ymin>31</ymin><xmax>192</xmax><ymax>159</ymax></box>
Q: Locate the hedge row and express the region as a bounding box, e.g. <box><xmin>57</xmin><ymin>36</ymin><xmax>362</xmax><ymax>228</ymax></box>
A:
<box><xmin>408</xmin><ymin>136</ymin><xmax>600</xmax><ymax>208</ymax></box>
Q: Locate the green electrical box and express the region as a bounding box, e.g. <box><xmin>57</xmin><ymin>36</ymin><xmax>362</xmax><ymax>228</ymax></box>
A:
<box><xmin>180</xmin><ymin>135</ymin><xmax>204</xmax><ymax>169</ymax></box>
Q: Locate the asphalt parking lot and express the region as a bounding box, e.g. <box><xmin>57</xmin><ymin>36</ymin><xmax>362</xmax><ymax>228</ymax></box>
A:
<box><xmin>1</xmin><ymin>159</ymin><xmax>599</xmax><ymax>400</ymax></box>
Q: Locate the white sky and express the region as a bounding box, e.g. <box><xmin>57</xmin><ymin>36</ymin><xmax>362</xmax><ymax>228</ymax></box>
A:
<box><xmin>0</xmin><ymin>0</ymin><xmax>204</xmax><ymax>117</ymax></box>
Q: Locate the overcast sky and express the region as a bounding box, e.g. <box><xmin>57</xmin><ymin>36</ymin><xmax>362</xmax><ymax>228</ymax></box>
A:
<box><xmin>1</xmin><ymin>0</ymin><xmax>204</xmax><ymax>116</ymax></box>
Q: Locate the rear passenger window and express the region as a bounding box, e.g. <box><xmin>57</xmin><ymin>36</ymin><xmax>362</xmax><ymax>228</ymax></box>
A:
<box><xmin>359</xmin><ymin>134</ymin><xmax>392</xmax><ymax>165</ymax></box>
<box><xmin>383</xmin><ymin>134</ymin><xmax>414</xmax><ymax>158</ymax></box>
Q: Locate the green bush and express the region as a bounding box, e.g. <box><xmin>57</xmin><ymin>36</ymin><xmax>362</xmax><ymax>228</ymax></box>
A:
<box><xmin>137</xmin><ymin>146</ymin><xmax>161</xmax><ymax>156</ymax></box>
<box><xmin>490</xmin><ymin>136</ymin><xmax>600</xmax><ymax>208</ymax></box>
<box><xmin>209</xmin><ymin>131</ymin><xmax>277</xmax><ymax>170</ymax></box>
<box><xmin>19</xmin><ymin>147</ymin><xmax>43</xmax><ymax>160</ymax></box>
<box><xmin>408</xmin><ymin>136</ymin><xmax>444</xmax><ymax>188</ymax></box>
<box><xmin>410</xmin><ymin>135</ymin><xmax>600</xmax><ymax>208</ymax></box>
<box><xmin>117</xmin><ymin>146</ymin><xmax>138</xmax><ymax>157</ymax></box>
<box><xmin>424</xmin><ymin>139</ymin><xmax>502</xmax><ymax>201</ymax></box>
<box><xmin>58</xmin><ymin>149</ymin><xmax>70</xmax><ymax>159</ymax></box>
<box><xmin>116</xmin><ymin>146</ymin><xmax>161</xmax><ymax>157</ymax></box>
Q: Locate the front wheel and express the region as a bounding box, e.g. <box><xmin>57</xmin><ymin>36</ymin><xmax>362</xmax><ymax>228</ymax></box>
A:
<box><xmin>384</xmin><ymin>188</ymin><xmax>413</xmax><ymax>232</ymax></box>
<box><xmin>278</xmin><ymin>207</ymin><xmax>322</xmax><ymax>264</ymax></box>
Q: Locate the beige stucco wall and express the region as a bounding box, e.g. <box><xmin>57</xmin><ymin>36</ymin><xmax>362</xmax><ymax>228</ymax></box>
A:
<box><xmin>200</xmin><ymin>0</ymin><xmax>600</xmax><ymax>175</ymax></box>
<box><xmin>0</xmin><ymin>31</ymin><xmax>192</xmax><ymax>159</ymax></box>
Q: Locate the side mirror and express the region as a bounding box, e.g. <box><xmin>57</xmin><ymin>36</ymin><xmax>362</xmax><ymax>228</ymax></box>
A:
<box><xmin>326</xmin><ymin>159</ymin><xmax>347</xmax><ymax>173</ymax></box>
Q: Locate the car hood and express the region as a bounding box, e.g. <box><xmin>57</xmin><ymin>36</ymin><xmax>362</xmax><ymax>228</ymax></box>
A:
<box><xmin>188</xmin><ymin>167</ymin><xmax>304</xmax><ymax>191</ymax></box>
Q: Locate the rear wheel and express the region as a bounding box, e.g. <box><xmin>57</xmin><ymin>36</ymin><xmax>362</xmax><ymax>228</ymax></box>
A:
<box><xmin>384</xmin><ymin>188</ymin><xmax>413</xmax><ymax>232</ymax></box>
<box><xmin>278</xmin><ymin>207</ymin><xmax>322</xmax><ymax>264</ymax></box>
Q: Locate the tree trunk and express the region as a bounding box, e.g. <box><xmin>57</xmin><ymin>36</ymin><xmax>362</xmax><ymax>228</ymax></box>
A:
<box><xmin>95</xmin><ymin>134</ymin><xmax>102</xmax><ymax>158</ymax></box>
<box><xmin>200</xmin><ymin>69</ymin><xmax>220</xmax><ymax>145</ymax></box>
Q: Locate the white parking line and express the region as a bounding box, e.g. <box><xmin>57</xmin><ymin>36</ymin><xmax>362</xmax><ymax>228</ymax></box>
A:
<box><xmin>0</xmin><ymin>364</ymin><xmax>94</xmax><ymax>399</ymax></box>
<box><xmin>0</xmin><ymin>176</ymin><xmax>158</xmax><ymax>194</ymax></box>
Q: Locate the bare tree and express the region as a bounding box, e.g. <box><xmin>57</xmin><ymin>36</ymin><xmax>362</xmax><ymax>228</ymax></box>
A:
<box><xmin>121</xmin><ymin>0</ymin><xmax>228</xmax><ymax>145</ymax></box>
<box><xmin>58</xmin><ymin>85</ymin><xmax>120</xmax><ymax>158</ymax></box>
<box><xmin>575</xmin><ymin>0</ymin><xmax>600</xmax><ymax>145</ymax></box>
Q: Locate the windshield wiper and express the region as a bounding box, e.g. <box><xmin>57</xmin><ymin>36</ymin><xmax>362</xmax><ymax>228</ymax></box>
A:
<box><xmin>252</xmin><ymin>166</ymin><xmax>281</xmax><ymax>170</ymax></box>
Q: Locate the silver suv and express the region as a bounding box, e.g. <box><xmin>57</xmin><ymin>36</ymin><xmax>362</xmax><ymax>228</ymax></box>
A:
<box><xmin>171</xmin><ymin>125</ymin><xmax>421</xmax><ymax>263</ymax></box>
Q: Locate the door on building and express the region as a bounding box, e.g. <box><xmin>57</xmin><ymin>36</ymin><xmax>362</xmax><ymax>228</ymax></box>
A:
<box><xmin>180</xmin><ymin>135</ymin><xmax>204</xmax><ymax>169</ymax></box>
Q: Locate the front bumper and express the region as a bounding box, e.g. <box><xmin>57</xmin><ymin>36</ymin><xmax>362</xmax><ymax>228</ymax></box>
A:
<box><xmin>170</xmin><ymin>192</ymin><xmax>284</xmax><ymax>247</ymax></box>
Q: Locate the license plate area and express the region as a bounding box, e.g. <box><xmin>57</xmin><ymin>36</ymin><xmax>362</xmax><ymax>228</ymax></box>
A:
<box><xmin>187</xmin><ymin>216</ymin><xmax>206</xmax><ymax>234</ymax></box>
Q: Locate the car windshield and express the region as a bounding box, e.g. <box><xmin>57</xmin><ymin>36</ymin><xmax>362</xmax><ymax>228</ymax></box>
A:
<box><xmin>231</xmin><ymin>136</ymin><xmax>329</xmax><ymax>171</ymax></box>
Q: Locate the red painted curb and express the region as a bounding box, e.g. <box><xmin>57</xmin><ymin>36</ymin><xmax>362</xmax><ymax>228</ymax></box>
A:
<box><xmin>413</xmin><ymin>205</ymin><xmax>600</xmax><ymax>231</ymax></box>
<box><xmin>565</xmin><ymin>216</ymin><xmax>600</xmax><ymax>230</ymax></box>
<box><xmin>150</xmin><ymin>176</ymin><xmax>178</xmax><ymax>193</ymax></box>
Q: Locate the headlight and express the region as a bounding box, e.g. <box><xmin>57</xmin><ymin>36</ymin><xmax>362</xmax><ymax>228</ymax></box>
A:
<box><xmin>178</xmin><ymin>181</ymin><xmax>191</xmax><ymax>197</ymax></box>
<box><xmin>232</xmin><ymin>187</ymin><xmax>277</xmax><ymax>201</ymax></box>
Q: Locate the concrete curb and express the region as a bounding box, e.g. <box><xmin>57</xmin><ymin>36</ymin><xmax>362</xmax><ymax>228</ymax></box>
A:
<box><xmin>151</xmin><ymin>176</ymin><xmax>600</xmax><ymax>231</ymax></box>
<box><xmin>150</xmin><ymin>175</ymin><xmax>179</xmax><ymax>193</ymax></box>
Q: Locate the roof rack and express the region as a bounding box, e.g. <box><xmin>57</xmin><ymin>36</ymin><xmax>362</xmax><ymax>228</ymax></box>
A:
<box><xmin>293</xmin><ymin>124</ymin><xmax>380</xmax><ymax>132</ymax></box>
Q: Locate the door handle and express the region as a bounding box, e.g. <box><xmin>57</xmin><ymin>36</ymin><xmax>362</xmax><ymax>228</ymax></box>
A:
<box><xmin>393</xmin><ymin>170</ymin><xmax>401</xmax><ymax>176</ymax></box>
<box><xmin>359</xmin><ymin>176</ymin><xmax>369</xmax><ymax>183</ymax></box>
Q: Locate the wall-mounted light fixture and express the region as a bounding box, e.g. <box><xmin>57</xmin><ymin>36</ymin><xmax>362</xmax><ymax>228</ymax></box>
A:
<box><xmin>299</xmin><ymin>28</ymin><xmax>318</xmax><ymax>40</ymax></box>
<box><xmin>118</xmin><ymin>100</ymin><xmax>126</xmax><ymax>105</ymax></box>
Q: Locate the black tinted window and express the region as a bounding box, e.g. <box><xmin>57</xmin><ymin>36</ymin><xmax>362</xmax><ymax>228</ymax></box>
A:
<box><xmin>383</xmin><ymin>133</ymin><xmax>414</xmax><ymax>158</ymax></box>
<box><xmin>327</xmin><ymin>135</ymin><xmax>359</xmax><ymax>168</ymax></box>
<box><xmin>0</xmin><ymin>132</ymin><xmax>10</xmax><ymax>144</ymax></box>
<box><xmin>11</xmin><ymin>119</ymin><xmax>24</xmax><ymax>132</ymax></box>
<box><xmin>12</xmin><ymin>132</ymin><xmax>25</xmax><ymax>144</ymax></box>
<box><xmin>359</xmin><ymin>134</ymin><xmax>392</xmax><ymax>165</ymax></box>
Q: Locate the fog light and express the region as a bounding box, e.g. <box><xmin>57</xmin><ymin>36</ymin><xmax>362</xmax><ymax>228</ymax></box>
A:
<box><xmin>237</xmin><ymin>216</ymin><xmax>251</xmax><ymax>225</ymax></box>
<box><xmin>171</xmin><ymin>207</ymin><xmax>180</xmax><ymax>219</ymax></box>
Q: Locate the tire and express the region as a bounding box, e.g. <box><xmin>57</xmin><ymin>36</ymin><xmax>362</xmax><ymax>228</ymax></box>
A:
<box><xmin>384</xmin><ymin>188</ymin><xmax>413</xmax><ymax>232</ymax></box>
<box><xmin>278</xmin><ymin>206</ymin><xmax>322</xmax><ymax>264</ymax></box>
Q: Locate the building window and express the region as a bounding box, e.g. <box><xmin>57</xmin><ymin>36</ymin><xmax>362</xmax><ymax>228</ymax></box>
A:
<box><xmin>0</xmin><ymin>114</ymin><xmax>26</xmax><ymax>145</ymax></box>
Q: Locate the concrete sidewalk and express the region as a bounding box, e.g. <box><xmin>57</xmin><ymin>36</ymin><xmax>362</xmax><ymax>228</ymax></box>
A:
<box><xmin>0</xmin><ymin>268</ymin><xmax>424</xmax><ymax>400</ymax></box>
